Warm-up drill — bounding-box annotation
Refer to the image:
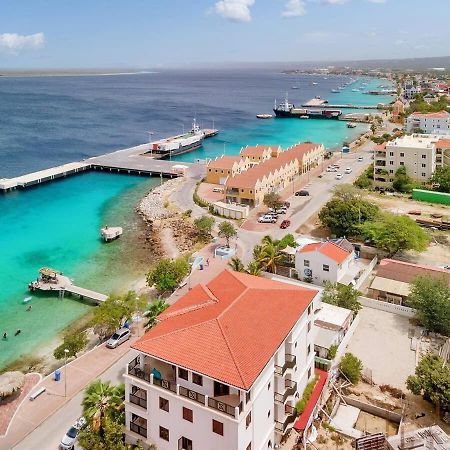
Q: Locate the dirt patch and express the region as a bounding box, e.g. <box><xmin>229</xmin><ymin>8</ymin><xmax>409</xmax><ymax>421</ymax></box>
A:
<box><xmin>355</xmin><ymin>411</ymin><xmax>398</xmax><ymax>436</ymax></box>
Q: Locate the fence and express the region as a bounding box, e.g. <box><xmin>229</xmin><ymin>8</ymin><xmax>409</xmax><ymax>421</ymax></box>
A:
<box><xmin>342</xmin><ymin>396</ymin><xmax>402</xmax><ymax>424</ymax></box>
<box><xmin>353</xmin><ymin>256</ymin><xmax>378</xmax><ymax>290</ymax></box>
<box><xmin>359</xmin><ymin>296</ymin><xmax>415</xmax><ymax>318</ymax></box>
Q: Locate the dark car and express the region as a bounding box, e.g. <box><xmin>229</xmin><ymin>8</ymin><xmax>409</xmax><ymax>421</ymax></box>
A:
<box><xmin>295</xmin><ymin>190</ymin><xmax>309</xmax><ymax>196</ymax></box>
<box><xmin>280</xmin><ymin>219</ymin><xmax>291</xmax><ymax>229</ymax></box>
<box><xmin>284</xmin><ymin>201</ymin><xmax>290</xmax><ymax>208</ymax></box>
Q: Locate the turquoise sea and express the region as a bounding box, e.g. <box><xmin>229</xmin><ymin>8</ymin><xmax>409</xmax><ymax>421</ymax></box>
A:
<box><xmin>0</xmin><ymin>70</ymin><xmax>394</xmax><ymax>369</ymax></box>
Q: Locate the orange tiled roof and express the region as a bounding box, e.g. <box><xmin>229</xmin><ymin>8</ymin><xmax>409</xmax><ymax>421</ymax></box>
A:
<box><xmin>240</xmin><ymin>145</ymin><xmax>274</xmax><ymax>157</ymax></box>
<box><xmin>298</xmin><ymin>241</ymin><xmax>351</xmax><ymax>264</ymax></box>
<box><xmin>133</xmin><ymin>270</ymin><xmax>318</xmax><ymax>390</ymax></box>
<box><xmin>410</xmin><ymin>110</ymin><xmax>450</xmax><ymax>119</ymax></box>
<box><xmin>226</xmin><ymin>143</ymin><xmax>321</xmax><ymax>189</ymax></box>
<box><xmin>436</xmin><ymin>139</ymin><xmax>450</xmax><ymax>149</ymax></box>
<box><xmin>208</xmin><ymin>155</ymin><xmax>242</xmax><ymax>170</ymax></box>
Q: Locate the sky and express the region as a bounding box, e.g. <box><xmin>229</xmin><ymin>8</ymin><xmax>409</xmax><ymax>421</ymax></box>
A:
<box><xmin>0</xmin><ymin>0</ymin><xmax>449</xmax><ymax>69</ymax></box>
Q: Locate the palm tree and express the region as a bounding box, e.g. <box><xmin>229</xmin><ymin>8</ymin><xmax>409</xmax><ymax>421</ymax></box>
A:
<box><xmin>252</xmin><ymin>244</ymin><xmax>264</xmax><ymax>261</ymax></box>
<box><xmin>246</xmin><ymin>261</ymin><xmax>262</xmax><ymax>276</ymax></box>
<box><xmin>258</xmin><ymin>242</ymin><xmax>284</xmax><ymax>274</ymax></box>
<box><xmin>228</xmin><ymin>257</ymin><xmax>245</xmax><ymax>272</ymax></box>
<box><xmin>144</xmin><ymin>299</ymin><xmax>169</xmax><ymax>330</ymax></box>
<box><xmin>82</xmin><ymin>380</ymin><xmax>125</xmax><ymax>434</ymax></box>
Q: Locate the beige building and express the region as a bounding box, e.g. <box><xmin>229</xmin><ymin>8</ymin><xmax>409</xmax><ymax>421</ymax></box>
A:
<box><xmin>239</xmin><ymin>145</ymin><xmax>278</xmax><ymax>165</ymax></box>
<box><xmin>206</xmin><ymin>156</ymin><xmax>251</xmax><ymax>185</ymax></box>
<box><xmin>225</xmin><ymin>143</ymin><xmax>324</xmax><ymax>206</ymax></box>
<box><xmin>373</xmin><ymin>134</ymin><xmax>450</xmax><ymax>186</ymax></box>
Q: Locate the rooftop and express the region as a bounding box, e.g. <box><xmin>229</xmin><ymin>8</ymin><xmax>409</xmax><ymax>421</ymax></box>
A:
<box><xmin>133</xmin><ymin>269</ymin><xmax>318</xmax><ymax>390</ymax></box>
<box><xmin>315</xmin><ymin>302</ymin><xmax>352</xmax><ymax>330</ymax></box>
<box><xmin>298</xmin><ymin>240</ymin><xmax>352</xmax><ymax>264</ymax></box>
<box><xmin>387</xmin><ymin>425</ymin><xmax>450</xmax><ymax>450</ymax></box>
<box><xmin>409</xmin><ymin>110</ymin><xmax>450</xmax><ymax>119</ymax></box>
<box><xmin>239</xmin><ymin>144</ymin><xmax>274</xmax><ymax>157</ymax></box>
<box><xmin>208</xmin><ymin>155</ymin><xmax>242</xmax><ymax>170</ymax></box>
<box><xmin>387</xmin><ymin>135</ymin><xmax>438</xmax><ymax>149</ymax></box>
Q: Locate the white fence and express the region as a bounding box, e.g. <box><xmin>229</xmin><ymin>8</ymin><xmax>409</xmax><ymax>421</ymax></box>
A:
<box><xmin>353</xmin><ymin>256</ymin><xmax>378</xmax><ymax>290</ymax></box>
<box><xmin>359</xmin><ymin>296</ymin><xmax>415</xmax><ymax>318</ymax></box>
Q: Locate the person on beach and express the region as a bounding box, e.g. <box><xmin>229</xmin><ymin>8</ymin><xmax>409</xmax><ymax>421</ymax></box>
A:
<box><xmin>15</xmin><ymin>329</ymin><xmax>21</xmax><ymax>336</ymax></box>
<box><xmin>3</xmin><ymin>332</ymin><xmax>7</xmax><ymax>340</ymax></box>
<box><xmin>206</xmin><ymin>258</ymin><xmax>210</xmax><ymax>267</ymax></box>
<box><xmin>27</xmin><ymin>305</ymin><xmax>32</xmax><ymax>311</ymax></box>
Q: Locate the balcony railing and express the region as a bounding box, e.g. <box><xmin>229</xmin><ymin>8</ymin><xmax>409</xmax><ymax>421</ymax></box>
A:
<box><xmin>153</xmin><ymin>377</ymin><xmax>177</xmax><ymax>393</ymax></box>
<box><xmin>275</xmin><ymin>407</ymin><xmax>297</xmax><ymax>434</ymax></box>
<box><xmin>179</xmin><ymin>386</ymin><xmax>206</xmax><ymax>405</ymax></box>
<box><xmin>274</xmin><ymin>379</ymin><xmax>297</xmax><ymax>404</ymax></box>
<box><xmin>127</xmin><ymin>357</ymin><xmax>151</xmax><ymax>383</ymax></box>
<box><xmin>208</xmin><ymin>397</ymin><xmax>243</xmax><ymax>418</ymax></box>
<box><xmin>274</xmin><ymin>354</ymin><xmax>297</xmax><ymax>377</ymax></box>
<box><xmin>129</xmin><ymin>393</ymin><xmax>147</xmax><ymax>409</ymax></box>
<box><xmin>130</xmin><ymin>422</ymin><xmax>147</xmax><ymax>438</ymax></box>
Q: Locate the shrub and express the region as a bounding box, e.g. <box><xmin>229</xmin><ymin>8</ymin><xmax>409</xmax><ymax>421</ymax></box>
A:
<box><xmin>54</xmin><ymin>330</ymin><xmax>88</xmax><ymax>360</ymax></box>
<box><xmin>339</xmin><ymin>353</ymin><xmax>363</xmax><ymax>384</ymax></box>
<box><xmin>327</xmin><ymin>344</ymin><xmax>338</xmax><ymax>360</ymax></box>
<box><xmin>296</xmin><ymin>375</ymin><xmax>319</xmax><ymax>414</ymax></box>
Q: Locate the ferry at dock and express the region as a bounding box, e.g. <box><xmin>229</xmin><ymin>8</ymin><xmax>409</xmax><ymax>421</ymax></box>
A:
<box><xmin>273</xmin><ymin>96</ymin><xmax>341</xmax><ymax>119</ymax></box>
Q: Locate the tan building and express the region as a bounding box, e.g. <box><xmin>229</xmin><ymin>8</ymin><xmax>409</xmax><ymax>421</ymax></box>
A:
<box><xmin>206</xmin><ymin>155</ymin><xmax>251</xmax><ymax>185</ymax></box>
<box><xmin>225</xmin><ymin>142</ymin><xmax>324</xmax><ymax>206</ymax></box>
<box><xmin>239</xmin><ymin>145</ymin><xmax>277</xmax><ymax>165</ymax></box>
<box><xmin>391</xmin><ymin>99</ymin><xmax>404</xmax><ymax>123</ymax></box>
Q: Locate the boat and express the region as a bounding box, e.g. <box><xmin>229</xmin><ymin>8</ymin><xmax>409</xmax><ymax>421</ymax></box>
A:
<box><xmin>291</xmin><ymin>85</ymin><xmax>299</xmax><ymax>90</ymax></box>
<box><xmin>351</xmin><ymin>88</ymin><xmax>360</xmax><ymax>92</ymax></box>
<box><xmin>256</xmin><ymin>114</ymin><xmax>273</xmax><ymax>119</ymax></box>
<box><xmin>101</xmin><ymin>226</ymin><xmax>123</xmax><ymax>242</ymax></box>
<box><xmin>23</xmin><ymin>296</ymin><xmax>32</xmax><ymax>303</ymax></box>
<box><xmin>347</xmin><ymin>122</ymin><xmax>357</xmax><ymax>128</ymax></box>
<box><xmin>151</xmin><ymin>119</ymin><xmax>204</xmax><ymax>157</ymax></box>
<box><xmin>331</xmin><ymin>89</ymin><xmax>339</xmax><ymax>93</ymax></box>
<box><xmin>312</xmin><ymin>82</ymin><xmax>318</xmax><ymax>85</ymax></box>
<box><xmin>273</xmin><ymin>96</ymin><xmax>341</xmax><ymax>119</ymax></box>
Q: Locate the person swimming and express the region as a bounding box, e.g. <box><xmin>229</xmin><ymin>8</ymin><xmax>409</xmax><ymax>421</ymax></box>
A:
<box><xmin>26</xmin><ymin>305</ymin><xmax>32</xmax><ymax>311</ymax></box>
<box><xmin>15</xmin><ymin>329</ymin><xmax>21</xmax><ymax>336</ymax></box>
<box><xmin>3</xmin><ymin>332</ymin><xmax>7</xmax><ymax>339</ymax></box>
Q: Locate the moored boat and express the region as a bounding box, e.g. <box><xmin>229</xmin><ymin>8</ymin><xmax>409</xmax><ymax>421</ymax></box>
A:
<box><xmin>256</xmin><ymin>114</ymin><xmax>273</xmax><ymax>119</ymax></box>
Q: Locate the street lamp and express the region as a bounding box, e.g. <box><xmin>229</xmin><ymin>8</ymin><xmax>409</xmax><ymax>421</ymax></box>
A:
<box><xmin>146</xmin><ymin>131</ymin><xmax>156</xmax><ymax>156</ymax></box>
<box><xmin>64</xmin><ymin>348</ymin><xmax>69</xmax><ymax>397</ymax></box>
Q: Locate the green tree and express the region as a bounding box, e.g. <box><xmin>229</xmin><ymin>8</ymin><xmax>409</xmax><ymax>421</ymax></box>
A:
<box><xmin>147</xmin><ymin>257</ymin><xmax>190</xmax><ymax>293</ymax></box>
<box><xmin>319</xmin><ymin>197</ymin><xmax>379</xmax><ymax>236</ymax></box>
<box><xmin>78</xmin><ymin>416</ymin><xmax>126</xmax><ymax>450</ymax></box>
<box><xmin>54</xmin><ymin>330</ymin><xmax>88</xmax><ymax>360</ymax></box>
<box><xmin>359</xmin><ymin>213</ymin><xmax>429</xmax><ymax>256</ymax></box>
<box><xmin>354</xmin><ymin>164</ymin><xmax>374</xmax><ymax>189</ymax></box>
<box><xmin>228</xmin><ymin>256</ymin><xmax>245</xmax><ymax>272</ymax></box>
<box><xmin>339</xmin><ymin>353</ymin><xmax>363</xmax><ymax>384</ymax></box>
<box><xmin>257</xmin><ymin>239</ymin><xmax>284</xmax><ymax>274</ymax></box>
<box><xmin>246</xmin><ymin>261</ymin><xmax>262</xmax><ymax>276</ymax></box>
<box><xmin>430</xmin><ymin>166</ymin><xmax>450</xmax><ymax>193</ymax></box>
<box><xmin>263</xmin><ymin>192</ymin><xmax>283</xmax><ymax>210</ymax></box>
<box><xmin>92</xmin><ymin>291</ymin><xmax>145</xmax><ymax>340</ymax></box>
<box><xmin>143</xmin><ymin>299</ymin><xmax>169</xmax><ymax>331</ymax></box>
<box><xmin>392</xmin><ymin>166</ymin><xmax>416</xmax><ymax>193</ymax></box>
<box><xmin>407</xmin><ymin>276</ymin><xmax>450</xmax><ymax>336</ymax></box>
<box><xmin>406</xmin><ymin>353</ymin><xmax>450</xmax><ymax>413</ymax></box>
<box><xmin>193</xmin><ymin>215</ymin><xmax>215</xmax><ymax>240</ymax></box>
<box><xmin>218</xmin><ymin>221</ymin><xmax>237</xmax><ymax>248</ymax></box>
<box><xmin>278</xmin><ymin>233</ymin><xmax>297</xmax><ymax>249</ymax></box>
<box><xmin>327</xmin><ymin>344</ymin><xmax>338</xmax><ymax>360</ymax></box>
<box><xmin>322</xmin><ymin>282</ymin><xmax>361</xmax><ymax>316</ymax></box>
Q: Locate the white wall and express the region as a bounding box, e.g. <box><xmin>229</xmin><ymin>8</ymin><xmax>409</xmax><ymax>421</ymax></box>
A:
<box><xmin>406</xmin><ymin>116</ymin><xmax>450</xmax><ymax>134</ymax></box>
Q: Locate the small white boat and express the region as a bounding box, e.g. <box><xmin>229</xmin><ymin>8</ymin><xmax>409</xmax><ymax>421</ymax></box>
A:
<box><xmin>331</xmin><ymin>89</ymin><xmax>339</xmax><ymax>93</ymax></box>
<box><xmin>256</xmin><ymin>114</ymin><xmax>273</xmax><ymax>119</ymax></box>
<box><xmin>101</xmin><ymin>226</ymin><xmax>123</xmax><ymax>242</ymax></box>
<box><xmin>299</xmin><ymin>115</ymin><xmax>309</xmax><ymax>119</ymax></box>
<box><xmin>347</xmin><ymin>122</ymin><xmax>357</xmax><ymax>128</ymax></box>
<box><xmin>312</xmin><ymin>82</ymin><xmax>318</xmax><ymax>85</ymax></box>
<box><xmin>23</xmin><ymin>296</ymin><xmax>32</xmax><ymax>303</ymax></box>
<box><xmin>291</xmin><ymin>85</ymin><xmax>299</xmax><ymax>90</ymax></box>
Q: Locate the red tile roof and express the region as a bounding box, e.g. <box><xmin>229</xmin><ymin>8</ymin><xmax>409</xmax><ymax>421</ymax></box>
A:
<box><xmin>133</xmin><ymin>270</ymin><xmax>318</xmax><ymax>390</ymax></box>
<box><xmin>298</xmin><ymin>241</ymin><xmax>352</xmax><ymax>264</ymax></box>
<box><xmin>240</xmin><ymin>145</ymin><xmax>274</xmax><ymax>157</ymax></box>
<box><xmin>377</xmin><ymin>259</ymin><xmax>450</xmax><ymax>286</ymax></box>
<box><xmin>208</xmin><ymin>155</ymin><xmax>242</xmax><ymax>170</ymax></box>
<box><xmin>294</xmin><ymin>369</ymin><xmax>328</xmax><ymax>431</ymax></box>
<box><xmin>410</xmin><ymin>110</ymin><xmax>450</xmax><ymax>119</ymax></box>
<box><xmin>436</xmin><ymin>139</ymin><xmax>450</xmax><ymax>149</ymax></box>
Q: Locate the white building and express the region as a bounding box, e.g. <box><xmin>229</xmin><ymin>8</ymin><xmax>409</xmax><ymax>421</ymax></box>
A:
<box><xmin>124</xmin><ymin>269</ymin><xmax>325</xmax><ymax>450</ymax></box>
<box><xmin>406</xmin><ymin>111</ymin><xmax>450</xmax><ymax>134</ymax></box>
<box><xmin>403</xmin><ymin>82</ymin><xmax>420</xmax><ymax>99</ymax></box>
<box><xmin>295</xmin><ymin>239</ymin><xmax>356</xmax><ymax>286</ymax></box>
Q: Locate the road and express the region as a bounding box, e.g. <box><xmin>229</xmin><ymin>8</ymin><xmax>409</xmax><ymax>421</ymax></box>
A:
<box><xmin>13</xmin><ymin>349</ymin><xmax>138</xmax><ymax>450</ymax></box>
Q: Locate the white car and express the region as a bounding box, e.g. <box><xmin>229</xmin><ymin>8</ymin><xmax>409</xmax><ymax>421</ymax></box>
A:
<box><xmin>106</xmin><ymin>327</ymin><xmax>131</xmax><ymax>349</ymax></box>
<box><xmin>345</xmin><ymin>167</ymin><xmax>352</xmax><ymax>174</ymax></box>
<box><xmin>358</xmin><ymin>156</ymin><xmax>364</xmax><ymax>162</ymax></box>
<box><xmin>335</xmin><ymin>173</ymin><xmax>343</xmax><ymax>180</ymax></box>
<box><xmin>258</xmin><ymin>216</ymin><xmax>276</xmax><ymax>224</ymax></box>
<box><xmin>60</xmin><ymin>417</ymin><xmax>86</xmax><ymax>450</ymax></box>
<box><xmin>326</xmin><ymin>167</ymin><xmax>338</xmax><ymax>172</ymax></box>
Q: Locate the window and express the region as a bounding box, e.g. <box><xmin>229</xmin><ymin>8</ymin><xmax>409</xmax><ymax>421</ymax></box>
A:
<box><xmin>267</xmin><ymin>409</ymin><xmax>271</xmax><ymax>418</ymax></box>
<box><xmin>389</xmin><ymin>161</ymin><xmax>394</xmax><ymax>165</ymax></box>
<box><xmin>304</xmin><ymin>260</ymin><xmax>310</xmax><ymax>267</ymax></box>
<box><xmin>212</xmin><ymin>419</ymin><xmax>224</xmax><ymax>436</ymax></box>
<box><xmin>268</xmin><ymin>382</ymin><xmax>271</xmax><ymax>390</ymax></box>
<box><xmin>192</xmin><ymin>372</ymin><xmax>203</xmax><ymax>386</ymax></box>
<box><xmin>246</xmin><ymin>411</ymin><xmax>252</xmax><ymax>428</ymax></box>
<box><xmin>400</xmin><ymin>152</ymin><xmax>405</xmax><ymax>157</ymax></box>
<box><xmin>159</xmin><ymin>426</ymin><xmax>169</xmax><ymax>441</ymax></box>
<box><xmin>389</xmin><ymin>152</ymin><xmax>394</xmax><ymax>156</ymax></box>
<box><xmin>268</xmin><ymin>441</ymin><xmax>272</xmax><ymax>449</ymax></box>
<box><xmin>422</xmin><ymin>163</ymin><xmax>426</xmax><ymax>168</ymax></box>
<box><xmin>308</xmin><ymin>304</ymin><xmax>312</xmax><ymax>315</ymax></box>
<box><xmin>399</xmin><ymin>161</ymin><xmax>404</xmax><ymax>166</ymax></box>
<box><xmin>422</xmin><ymin>173</ymin><xmax>426</xmax><ymax>177</ymax></box>
<box><xmin>246</xmin><ymin>391</ymin><xmax>251</xmax><ymax>404</ymax></box>
<box><xmin>389</xmin><ymin>170</ymin><xmax>394</xmax><ymax>174</ymax></box>
<box><xmin>178</xmin><ymin>368</ymin><xmax>188</xmax><ymax>380</ymax></box>
<box><xmin>322</xmin><ymin>264</ymin><xmax>329</xmax><ymax>272</ymax></box>
<box><xmin>308</xmin><ymin>367</ymin><xmax>312</xmax><ymax>379</ymax></box>
<box><xmin>183</xmin><ymin>407</ymin><xmax>193</xmax><ymax>423</ymax></box>
<box><xmin>159</xmin><ymin>397</ymin><xmax>169</xmax><ymax>412</ymax></box>
<box><xmin>307</xmin><ymin>321</ymin><xmax>311</xmax><ymax>332</ymax></box>
<box><xmin>422</xmin><ymin>154</ymin><xmax>427</xmax><ymax>159</ymax></box>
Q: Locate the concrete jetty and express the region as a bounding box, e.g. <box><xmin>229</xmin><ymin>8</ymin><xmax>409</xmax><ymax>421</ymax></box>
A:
<box><xmin>301</xmin><ymin>98</ymin><xmax>388</xmax><ymax>110</ymax></box>
<box><xmin>28</xmin><ymin>267</ymin><xmax>107</xmax><ymax>304</ymax></box>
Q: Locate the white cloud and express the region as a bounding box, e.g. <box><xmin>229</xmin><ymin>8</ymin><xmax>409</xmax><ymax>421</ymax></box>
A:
<box><xmin>214</xmin><ymin>0</ymin><xmax>255</xmax><ymax>22</ymax></box>
<box><xmin>0</xmin><ymin>32</ymin><xmax>45</xmax><ymax>53</ymax></box>
<box><xmin>323</xmin><ymin>0</ymin><xmax>349</xmax><ymax>4</ymax></box>
<box><xmin>282</xmin><ymin>0</ymin><xmax>307</xmax><ymax>17</ymax></box>
<box><xmin>395</xmin><ymin>39</ymin><xmax>406</xmax><ymax>46</ymax></box>
<box><xmin>367</xmin><ymin>0</ymin><xmax>386</xmax><ymax>3</ymax></box>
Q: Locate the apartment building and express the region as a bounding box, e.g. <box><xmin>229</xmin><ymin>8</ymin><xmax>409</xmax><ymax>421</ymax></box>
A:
<box><xmin>403</xmin><ymin>82</ymin><xmax>420</xmax><ymax>99</ymax></box>
<box><xmin>206</xmin><ymin>156</ymin><xmax>251</xmax><ymax>185</ymax></box>
<box><xmin>225</xmin><ymin>143</ymin><xmax>324</xmax><ymax>206</ymax></box>
<box><xmin>239</xmin><ymin>145</ymin><xmax>280</xmax><ymax>165</ymax></box>
<box><xmin>124</xmin><ymin>269</ymin><xmax>321</xmax><ymax>450</ymax></box>
<box><xmin>373</xmin><ymin>135</ymin><xmax>440</xmax><ymax>185</ymax></box>
<box><xmin>405</xmin><ymin>111</ymin><xmax>450</xmax><ymax>134</ymax></box>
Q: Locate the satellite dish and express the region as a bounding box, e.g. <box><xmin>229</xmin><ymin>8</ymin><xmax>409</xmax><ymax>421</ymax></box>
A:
<box><xmin>304</xmin><ymin>268</ymin><xmax>312</xmax><ymax>277</ymax></box>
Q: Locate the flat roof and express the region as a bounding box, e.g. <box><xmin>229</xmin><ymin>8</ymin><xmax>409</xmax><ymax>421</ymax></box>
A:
<box><xmin>315</xmin><ymin>302</ymin><xmax>352</xmax><ymax>328</ymax></box>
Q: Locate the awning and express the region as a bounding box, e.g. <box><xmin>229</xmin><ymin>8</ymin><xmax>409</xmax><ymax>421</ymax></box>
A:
<box><xmin>369</xmin><ymin>276</ymin><xmax>410</xmax><ymax>297</ymax></box>
<box><xmin>280</xmin><ymin>245</ymin><xmax>297</xmax><ymax>256</ymax></box>
<box><xmin>294</xmin><ymin>369</ymin><xmax>328</xmax><ymax>431</ymax></box>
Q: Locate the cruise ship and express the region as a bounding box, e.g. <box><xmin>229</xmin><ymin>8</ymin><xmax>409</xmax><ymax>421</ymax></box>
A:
<box><xmin>151</xmin><ymin>119</ymin><xmax>204</xmax><ymax>157</ymax></box>
<box><xmin>273</xmin><ymin>97</ymin><xmax>341</xmax><ymax>119</ymax></box>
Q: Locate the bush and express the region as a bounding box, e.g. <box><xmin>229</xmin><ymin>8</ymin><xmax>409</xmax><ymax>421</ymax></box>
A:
<box><xmin>327</xmin><ymin>344</ymin><xmax>338</xmax><ymax>360</ymax></box>
<box><xmin>147</xmin><ymin>257</ymin><xmax>190</xmax><ymax>293</ymax></box>
<box><xmin>339</xmin><ymin>353</ymin><xmax>363</xmax><ymax>384</ymax></box>
<box><xmin>296</xmin><ymin>375</ymin><xmax>319</xmax><ymax>414</ymax></box>
<box><xmin>54</xmin><ymin>330</ymin><xmax>88</xmax><ymax>360</ymax></box>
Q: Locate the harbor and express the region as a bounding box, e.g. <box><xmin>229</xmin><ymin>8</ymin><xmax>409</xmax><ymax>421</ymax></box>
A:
<box><xmin>302</xmin><ymin>97</ymin><xmax>388</xmax><ymax>109</ymax></box>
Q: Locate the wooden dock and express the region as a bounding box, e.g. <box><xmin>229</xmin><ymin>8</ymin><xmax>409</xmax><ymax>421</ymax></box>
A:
<box><xmin>29</xmin><ymin>268</ymin><xmax>107</xmax><ymax>304</ymax></box>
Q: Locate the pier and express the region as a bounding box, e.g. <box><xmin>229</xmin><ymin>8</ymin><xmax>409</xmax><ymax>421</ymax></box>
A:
<box><xmin>29</xmin><ymin>268</ymin><xmax>108</xmax><ymax>304</ymax></box>
<box><xmin>301</xmin><ymin>98</ymin><xmax>389</xmax><ymax>110</ymax></box>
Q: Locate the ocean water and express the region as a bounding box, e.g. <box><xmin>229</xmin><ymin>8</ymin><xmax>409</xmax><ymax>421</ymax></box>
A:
<box><xmin>0</xmin><ymin>69</ymin><xmax>394</xmax><ymax>369</ymax></box>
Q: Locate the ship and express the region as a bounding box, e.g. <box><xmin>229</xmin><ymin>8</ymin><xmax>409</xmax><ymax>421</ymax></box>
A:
<box><xmin>273</xmin><ymin>96</ymin><xmax>341</xmax><ymax>119</ymax></box>
<box><xmin>151</xmin><ymin>119</ymin><xmax>204</xmax><ymax>157</ymax></box>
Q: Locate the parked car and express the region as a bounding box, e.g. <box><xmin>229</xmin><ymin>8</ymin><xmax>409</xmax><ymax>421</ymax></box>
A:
<box><xmin>345</xmin><ymin>167</ymin><xmax>352</xmax><ymax>174</ymax></box>
<box><xmin>212</xmin><ymin>187</ymin><xmax>223</xmax><ymax>193</ymax></box>
<box><xmin>60</xmin><ymin>417</ymin><xmax>86</xmax><ymax>450</ymax></box>
<box><xmin>335</xmin><ymin>173</ymin><xmax>343</xmax><ymax>180</ymax></box>
<box><xmin>326</xmin><ymin>167</ymin><xmax>337</xmax><ymax>172</ymax></box>
<box><xmin>295</xmin><ymin>190</ymin><xmax>309</xmax><ymax>196</ymax></box>
<box><xmin>258</xmin><ymin>216</ymin><xmax>276</xmax><ymax>224</ymax></box>
<box><xmin>332</xmin><ymin>164</ymin><xmax>340</xmax><ymax>169</ymax></box>
<box><xmin>280</xmin><ymin>219</ymin><xmax>291</xmax><ymax>229</ymax></box>
<box><xmin>275</xmin><ymin>208</ymin><xmax>287</xmax><ymax>214</ymax></box>
<box><xmin>358</xmin><ymin>156</ymin><xmax>364</xmax><ymax>162</ymax></box>
<box><xmin>106</xmin><ymin>327</ymin><xmax>131</xmax><ymax>349</ymax></box>
<box><xmin>283</xmin><ymin>201</ymin><xmax>290</xmax><ymax>208</ymax></box>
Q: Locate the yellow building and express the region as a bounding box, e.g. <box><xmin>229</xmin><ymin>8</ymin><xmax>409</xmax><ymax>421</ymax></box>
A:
<box><xmin>206</xmin><ymin>155</ymin><xmax>251</xmax><ymax>185</ymax></box>
<box><xmin>239</xmin><ymin>145</ymin><xmax>280</xmax><ymax>165</ymax></box>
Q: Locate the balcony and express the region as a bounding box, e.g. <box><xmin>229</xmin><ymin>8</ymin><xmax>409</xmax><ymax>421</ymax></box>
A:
<box><xmin>208</xmin><ymin>395</ymin><xmax>243</xmax><ymax>418</ymax></box>
<box><xmin>275</xmin><ymin>405</ymin><xmax>297</xmax><ymax>434</ymax></box>
<box><xmin>274</xmin><ymin>354</ymin><xmax>296</xmax><ymax>377</ymax></box>
<box><xmin>129</xmin><ymin>415</ymin><xmax>147</xmax><ymax>438</ymax></box>
<box><xmin>274</xmin><ymin>379</ymin><xmax>297</xmax><ymax>404</ymax></box>
<box><xmin>179</xmin><ymin>386</ymin><xmax>206</xmax><ymax>405</ymax></box>
<box><xmin>129</xmin><ymin>387</ymin><xmax>147</xmax><ymax>409</ymax></box>
<box><xmin>374</xmin><ymin>160</ymin><xmax>386</xmax><ymax>167</ymax></box>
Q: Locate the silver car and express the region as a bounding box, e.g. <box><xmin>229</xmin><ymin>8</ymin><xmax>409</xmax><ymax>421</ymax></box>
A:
<box><xmin>106</xmin><ymin>327</ymin><xmax>130</xmax><ymax>349</ymax></box>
